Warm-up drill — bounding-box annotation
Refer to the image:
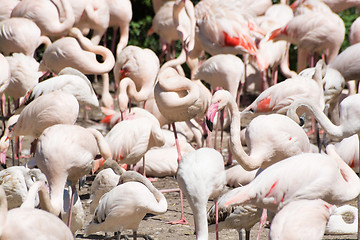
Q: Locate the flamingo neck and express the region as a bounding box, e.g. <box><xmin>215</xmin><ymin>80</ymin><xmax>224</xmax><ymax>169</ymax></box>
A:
<box><xmin>226</xmin><ymin>98</ymin><xmax>261</xmax><ymax>171</ymax></box>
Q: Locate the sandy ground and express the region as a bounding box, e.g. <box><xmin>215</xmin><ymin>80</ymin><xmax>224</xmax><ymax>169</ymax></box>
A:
<box><xmin>1</xmin><ymin>82</ymin><xmax>358</xmax><ymax>240</ymax></box>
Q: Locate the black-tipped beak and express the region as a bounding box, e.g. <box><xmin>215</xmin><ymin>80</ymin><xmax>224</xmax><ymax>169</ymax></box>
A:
<box><xmin>206</xmin><ymin>118</ymin><xmax>213</xmax><ymax>132</ymax></box>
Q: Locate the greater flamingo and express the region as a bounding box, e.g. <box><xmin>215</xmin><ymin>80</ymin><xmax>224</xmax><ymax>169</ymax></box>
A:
<box><xmin>269</xmin><ymin>10</ymin><xmax>345</xmax><ymax>71</ymax></box>
<box><xmin>113</xmin><ymin>45</ymin><xmax>160</xmax><ymax>118</ymax></box>
<box><xmin>177</xmin><ymin>148</ymin><xmax>227</xmax><ymax>240</ymax></box>
<box><xmin>206</xmin><ymin>90</ymin><xmax>311</xmax><ymax>171</ymax></box>
<box><xmin>222</xmin><ymin>151</ymin><xmax>360</xmax><ymax>211</ymax></box>
<box><xmin>0</xmin><ymin>17</ymin><xmax>51</xmax><ymax>57</ymax></box>
<box><xmin>269</xmin><ymin>199</ymin><xmax>334</xmax><ymax>240</ymax></box>
<box><xmin>84</xmin><ymin>170</ymin><xmax>167</xmax><ymax>239</ymax></box>
<box><xmin>325</xmin><ymin>204</ymin><xmax>358</xmax><ymax>235</ymax></box>
<box><xmin>0</xmin><ymin>166</ymin><xmax>47</xmax><ymax>209</ymax></box>
<box><xmin>35</xmin><ymin>124</ymin><xmax>112</xmax><ymax>227</ymax></box>
<box><xmin>104</xmin><ymin>117</ymin><xmax>165</xmax><ymax>166</ymax></box>
<box><xmin>0</xmin><ymin>186</ymin><xmax>74</xmax><ymax>239</ymax></box>
<box><xmin>11</xmin><ymin>0</ymin><xmax>75</xmax><ymax>38</ymax></box>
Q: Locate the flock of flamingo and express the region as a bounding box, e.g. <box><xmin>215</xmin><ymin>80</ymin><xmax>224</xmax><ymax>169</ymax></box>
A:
<box><xmin>0</xmin><ymin>0</ymin><xmax>360</xmax><ymax>239</ymax></box>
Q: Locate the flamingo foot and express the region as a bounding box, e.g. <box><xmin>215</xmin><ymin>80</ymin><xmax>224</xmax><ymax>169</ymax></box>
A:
<box><xmin>167</xmin><ymin>218</ymin><xmax>189</xmax><ymax>225</ymax></box>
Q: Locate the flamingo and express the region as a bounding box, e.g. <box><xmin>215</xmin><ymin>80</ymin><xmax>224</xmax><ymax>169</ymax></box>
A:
<box><xmin>287</xmin><ymin>93</ymin><xmax>360</xmax><ymax>138</ymax></box>
<box><xmin>0</xmin><ymin>114</ymin><xmax>19</xmax><ymax>164</ymax></box>
<box><xmin>350</xmin><ymin>17</ymin><xmax>360</xmax><ymax>45</ymax></box>
<box><xmin>11</xmin><ymin>0</ymin><xmax>75</xmax><ymax>38</ymax></box>
<box><xmin>268</xmin><ymin>10</ymin><xmax>345</xmax><ymax>71</ymax></box>
<box><xmin>8</xmin><ymin>91</ymin><xmax>79</xmax><ymax>142</ymax></box>
<box><xmin>0</xmin><ymin>0</ymin><xmax>19</xmax><ymax>21</ymax></box>
<box><xmin>330</xmin><ymin>134</ymin><xmax>359</xmax><ymax>173</ymax></box>
<box><xmin>104</xmin><ymin>117</ymin><xmax>165</xmax><ymax>166</ymax></box>
<box><xmin>325</xmin><ymin>204</ymin><xmax>358</xmax><ymax>235</ymax></box>
<box><xmin>35</xmin><ymin>124</ymin><xmax>112</xmax><ymax>227</ymax></box>
<box><xmin>225</xmin><ymin>164</ymin><xmax>259</xmax><ymax>188</ymax></box>
<box><xmin>269</xmin><ymin>199</ymin><xmax>334</xmax><ymax>240</ymax></box>
<box><xmin>207</xmin><ymin>202</ymin><xmax>262</xmax><ymax>240</ymax></box>
<box><xmin>222</xmin><ymin>151</ymin><xmax>360</xmax><ymax>212</ymax></box>
<box><xmin>89</xmin><ymin>159</ymin><xmax>125</xmax><ymax>214</ymax></box>
<box><xmin>0</xmin><ymin>166</ymin><xmax>47</xmax><ymax>209</ymax></box>
<box><xmin>0</xmin><ymin>185</ymin><xmax>74</xmax><ymax>239</ymax></box>
<box><xmin>84</xmin><ymin>170</ymin><xmax>167</xmax><ymax>239</ymax></box>
<box><xmin>206</xmin><ymin>90</ymin><xmax>311</xmax><ymax>171</ymax></box>
<box><xmin>113</xmin><ymin>45</ymin><xmax>160</xmax><ymax>118</ymax></box>
<box><xmin>177</xmin><ymin>148</ymin><xmax>227</xmax><ymax>240</ymax></box>
<box><xmin>0</xmin><ymin>17</ymin><xmax>51</xmax><ymax>57</ymax></box>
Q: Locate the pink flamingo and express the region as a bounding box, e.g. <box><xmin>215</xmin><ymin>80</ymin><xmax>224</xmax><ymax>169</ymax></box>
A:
<box><xmin>206</xmin><ymin>90</ymin><xmax>311</xmax><ymax>171</ymax></box>
<box><xmin>177</xmin><ymin>147</ymin><xmax>227</xmax><ymax>240</ymax></box>
<box><xmin>85</xmin><ymin>171</ymin><xmax>167</xmax><ymax>239</ymax></box>
<box><xmin>113</xmin><ymin>45</ymin><xmax>160</xmax><ymax>119</ymax></box>
<box><xmin>35</xmin><ymin>124</ymin><xmax>112</xmax><ymax>228</ymax></box>
<box><xmin>0</xmin><ymin>186</ymin><xmax>74</xmax><ymax>239</ymax></box>
<box><xmin>269</xmin><ymin>199</ymin><xmax>334</xmax><ymax>240</ymax></box>
<box><xmin>268</xmin><ymin>10</ymin><xmax>345</xmax><ymax>71</ymax></box>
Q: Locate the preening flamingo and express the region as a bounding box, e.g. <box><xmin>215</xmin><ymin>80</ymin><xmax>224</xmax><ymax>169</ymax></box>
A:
<box><xmin>89</xmin><ymin>159</ymin><xmax>125</xmax><ymax>214</ymax></box>
<box><xmin>269</xmin><ymin>199</ymin><xmax>334</xmax><ymax>240</ymax></box>
<box><xmin>35</xmin><ymin>124</ymin><xmax>112</xmax><ymax>226</ymax></box>
<box><xmin>325</xmin><ymin>204</ymin><xmax>358</xmax><ymax>235</ymax></box>
<box><xmin>85</xmin><ymin>171</ymin><xmax>167</xmax><ymax>239</ymax></box>
<box><xmin>39</xmin><ymin>27</ymin><xmax>115</xmax><ymax>75</ymax></box>
<box><xmin>113</xmin><ymin>45</ymin><xmax>160</xmax><ymax>117</ymax></box>
<box><xmin>0</xmin><ymin>0</ymin><xmax>19</xmax><ymax>21</ymax></box>
<box><xmin>0</xmin><ymin>17</ymin><xmax>51</xmax><ymax>57</ymax></box>
<box><xmin>206</xmin><ymin>90</ymin><xmax>311</xmax><ymax>171</ymax></box>
<box><xmin>0</xmin><ymin>185</ymin><xmax>74</xmax><ymax>240</ymax></box>
<box><xmin>177</xmin><ymin>148</ymin><xmax>227</xmax><ymax>240</ymax></box>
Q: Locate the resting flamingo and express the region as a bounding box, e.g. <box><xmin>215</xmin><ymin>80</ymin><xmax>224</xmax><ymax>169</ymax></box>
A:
<box><xmin>206</xmin><ymin>90</ymin><xmax>311</xmax><ymax>171</ymax></box>
<box><xmin>177</xmin><ymin>148</ymin><xmax>227</xmax><ymax>240</ymax></box>
<box><xmin>85</xmin><ymin>170</ymin><xmax>167</xmax><ymax>239</ymax></box>
<box><xmin>35</xmin><ymin>124</ymin><xmax>112</xmax><ymax>228</ymax></box>
<box><xmin>269</xmin><ymin>199</ymin><xmax>334</xmax><ymax>240</ymax></box>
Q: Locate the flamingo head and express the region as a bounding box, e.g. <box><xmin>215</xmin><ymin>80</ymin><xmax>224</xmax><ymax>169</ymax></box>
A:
<box><xmin>268</xmin><ymin>25</ymin><xmax>288</xmax><ymax>41</ymax></box>
<box><xmin>206</xmin><ymin>90</ymin><xmax>232</xmax><ymax>131</ymax></box>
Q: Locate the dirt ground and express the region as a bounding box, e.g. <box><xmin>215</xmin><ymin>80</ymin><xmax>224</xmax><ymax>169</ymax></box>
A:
<box><xmin>1</xmin><ymin>81</ymin><xmax>358</xmax><ymax>240</ymax></box>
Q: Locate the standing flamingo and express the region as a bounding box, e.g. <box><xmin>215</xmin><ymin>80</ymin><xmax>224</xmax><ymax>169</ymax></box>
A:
<box><xmin>84</xmin><ymin>171</ymin><xmax>167</xmax><ymax>239</ymax></box>
<box><xmin>206</xmin><ymin>90</ymin><xmax>311</xmax><ymax>171</ymax></box>
<box><xmin>104</xmin><ymin>117</ymin><xmax>165</xmax><ymax>166</ymax></box>
<box><xmin>113</xmin><ymin>45</ymin><xmax>160</xmax><ymax>118</ymax></box>
<box><xmin>222</xmin><ymin>151</ymin><xmax>360</xmax><ymax>212</ymax></box>
<box><xmin>35</xmin><ymin>124</ymin><xmax>112</xmax><ymax>227</ymax></box>
<box><xmin>268</xmin><ymin>10</ymin><xmax>345</xmax><ymax>71</ymax></box>
<box><xmin>177</xmin><ymin>148</ymin><xmax>227</xmax><ymax>240</ymax></box>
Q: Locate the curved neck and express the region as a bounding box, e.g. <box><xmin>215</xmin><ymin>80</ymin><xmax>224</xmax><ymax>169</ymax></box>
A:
<box><xmin>193</xmin><ymin>204</ymin><xmax>208</xmax><ymax>240</ymax></box>
<box><xmin>47</xmin><ymin>0</ymin><xmax>75</xmax><ymax>34</ymax></box>
<box><xmin>69</xmin><ymin>28</ymin><xmax>115</xmax><ymax>74</ymax></box>
<box><xmin>287</xmin><ymin>99</ymin><xmax>344</xmax><ymax>138</ymax></box>
<box><xmin>226</xmin><ymin>97</ymin><xmax>261</xmax><ymax>171</ymax></box>
<box><xmin>118</xmin><ymin>77</ymin><xmax>153</xmax><ymax>111</ymax></box>
<box><xmin>0</xmin><ymin>187</ymin><xmax>7</xmax><ymax>236</ymax></box>
<box><xmin>87</xmin><ymin>128</ymin><xmax>112</xmax><ymax>160</ymax></box>
<box><xmin>159</xmin><ymin>47</ymin><xmax>187</xmax><ymax>74</ymax></box>
<box><xmin>103</xmin><ymin>159</ymin><xmax>125</xmax><ymax>175</ymax></box>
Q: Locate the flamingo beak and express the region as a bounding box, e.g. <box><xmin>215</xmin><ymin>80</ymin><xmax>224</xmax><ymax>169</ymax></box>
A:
<box><xmin>205</xmin><ymin>102</ymin><xmax>219</xmax><ymax>132</ymax></box>
<box><xmin>268</xmin><ymin>28</ymin><xmax>282</xmax><ymax>41</ymax></box>
<box><xmin>92</xmin><ymin>157</ymin><xmax>106</xmax><ymax>174</ymax></box>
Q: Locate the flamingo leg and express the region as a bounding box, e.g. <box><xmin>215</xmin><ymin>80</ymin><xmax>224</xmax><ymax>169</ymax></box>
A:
<box><xmin>257</xmin><ymin>208</ymin><xmax>267</xmax><ymax>240</ymax></box>
<box><xmin>67</xmin><ymin>182</ymin><xmax>76</xmax><ymax>228</ymax></box>
<box><xmin>215</xmin><ymin>200</ymin><xmax>219</xmax><ymax>240</ymax></box>
<box><xmin>358</xmin><ymin>133</ymin><xmax>360</xmax><ymax>240</ymax></box>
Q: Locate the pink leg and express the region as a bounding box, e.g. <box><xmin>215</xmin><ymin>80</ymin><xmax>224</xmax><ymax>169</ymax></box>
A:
<box><xmin>67</xmin><ymin>183</ymin><xmax>76</xmax><ymax>228</ymax></box>
<box><xmin>215</xmin><ymin>200</ymin><xmax>219</xmax><ymax>240</ymax></box>
<box><xmin>257</xmin><ymin>208</ymin><xmax>268</xmax><ymax>240</ymax></box>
